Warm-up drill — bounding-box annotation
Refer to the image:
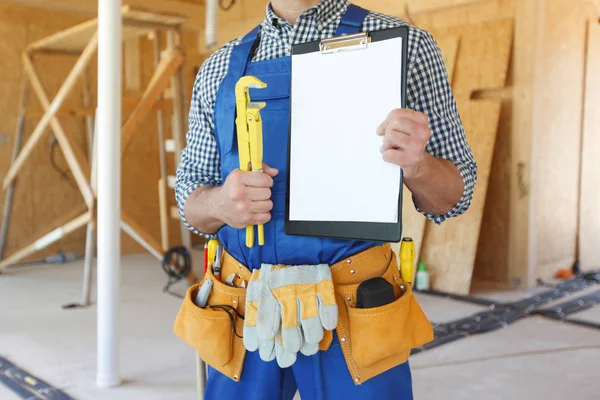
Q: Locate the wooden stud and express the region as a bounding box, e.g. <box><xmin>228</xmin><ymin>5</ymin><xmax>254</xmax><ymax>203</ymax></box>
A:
<box><xmin>27</xmin><ymin>19</ymin><xmax>99</xmax><ymax>52</ymax></box>
<box><xmin>158</xmin><ymin>179</ymin><xmax>169</xmax><ymax>252</ymax></box>
<box><xmin>154</xmin><ymin>31</ymin><xmax>170</xmax><ymax>252</ymax></box>
<box><xmin>0</xmin><ymin>211</ymin><xmax>92</xmax><ymax>271</ymax></box>
<box><xmin>6</xmin><ymin>45</ymin><xmax>96</xmax><ymax>208</ymax></box>
<box><xmin>82</xmin><ymin>67</ymin><xmax>95</xmax><ymax>164</ymax></box>
<box><xmin>120</xmin><ymin>49</ymin><xmax>184</xmax><ymax>153</ymax></box>
<box><xmin>0</xmin><ymin>78</ymin><xmax>29</xmax><ymax>260</ymax></box>
<box><xmin>168</xmin><ymin>28</ymin><xmax>193</xmax><ymax>251</ymax></box>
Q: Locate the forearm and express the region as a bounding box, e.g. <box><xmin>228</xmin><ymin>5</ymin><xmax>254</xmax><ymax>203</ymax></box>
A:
<box><xmin>183</xmin><ymin>186</ymin><xmax>226</xmax><ymax>235</ymax></box>
<box><xmin>404</xmin><ymin>152</ymin><xmax>464</xmax><ymax>215</ymax></box>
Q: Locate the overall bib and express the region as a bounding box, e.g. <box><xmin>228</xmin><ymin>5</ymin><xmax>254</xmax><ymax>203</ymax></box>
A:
<box><xmin>195</xmin><ymin>4</ymin><xmax>419</xmax><ymax>399</ymax></box>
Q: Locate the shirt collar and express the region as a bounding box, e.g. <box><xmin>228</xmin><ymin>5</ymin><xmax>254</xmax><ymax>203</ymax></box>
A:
<box><xmin>263</xmin><ymin>0</ymin><xmax>350</xmax><ymax>32</ymax></box>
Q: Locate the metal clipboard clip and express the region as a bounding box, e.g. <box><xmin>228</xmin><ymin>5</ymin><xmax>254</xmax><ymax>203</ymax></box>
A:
<box><xmin>319</xmin><ymin>32</ymin><xmax>370</xmax><ymax>54</ymax></box>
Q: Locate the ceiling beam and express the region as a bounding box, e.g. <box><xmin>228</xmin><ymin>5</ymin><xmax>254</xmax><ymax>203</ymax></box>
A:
<box><xmin>0</xmin><ymin>0</ymin><xmax>205</xmax><ymax>31</ymax></box>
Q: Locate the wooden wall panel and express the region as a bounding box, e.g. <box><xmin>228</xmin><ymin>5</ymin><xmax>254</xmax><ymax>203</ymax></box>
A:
<box><xmin>579</xmin><ymin>21</ymin><xmax>600</xmax><ymax>271</ymax></box>
<box><xmin>473</xmin><ymin>97</ymin><xmax>511</xmax><ymax>284</ymax></box>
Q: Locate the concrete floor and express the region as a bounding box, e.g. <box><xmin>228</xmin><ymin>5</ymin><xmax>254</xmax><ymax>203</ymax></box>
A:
<box><xmin>1</xmin><ymin>254</ymin><xmax>599</xmax><ymax>400</ymax></box>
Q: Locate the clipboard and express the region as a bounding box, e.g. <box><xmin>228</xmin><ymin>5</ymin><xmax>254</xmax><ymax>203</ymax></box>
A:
<box><xmin>285</xmin><ymin>26</ymin><xmax>409</xmax><ymax>243</ymax></box>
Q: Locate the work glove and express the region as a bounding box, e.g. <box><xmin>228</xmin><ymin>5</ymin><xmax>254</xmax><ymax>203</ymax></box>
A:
<box><xmin>244</xmin><ymin>268</ymin><xmax>298</xmax><ymax>368</ymax></box>
<box><xmin>243</xmin><ymin>264</ymin><xmax>336</xmax><ymax>367</ymax></box>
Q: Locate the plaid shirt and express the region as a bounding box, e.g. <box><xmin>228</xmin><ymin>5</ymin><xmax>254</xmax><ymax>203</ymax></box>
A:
<box><xmin>176</xmin><ymin>0</ymin><xmax>477</xmax><ymax>238</ymax></box>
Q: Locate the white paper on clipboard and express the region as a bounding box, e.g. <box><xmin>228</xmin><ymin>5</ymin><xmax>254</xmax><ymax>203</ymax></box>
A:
<box><xmin>289</xmin><ymin>36</ymin><xmax>404</xmax><ymax>223</ymax></box>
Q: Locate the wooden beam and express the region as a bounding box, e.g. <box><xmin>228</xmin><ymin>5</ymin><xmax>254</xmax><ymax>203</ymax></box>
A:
<box><xmin>5</xmin><ymin>48</ymin><xmax>95</xmax><ymax>208</ymax></box>
<box><xmin>2</xmin><ymin>0</ymin><xmax>203</xmax><ymax>31</ymax></box>
<box><xmin>168</xmin><ymin>28</ymin><xmax>193</xmax><ymax>252</ymax></box>
<box><xmin>121</xmin><ymin>49</ymin><xmax>183</xmax><ymax>153</ymax></box>
<box><xmin>0</xmin><ymin>211</ymin><xmax>92</xmax><ymax>271</ymax></box>
<box><xmin>0</xmin><ymin>79</ymin><xmax>29</xmax><ymax>261</ymax></box>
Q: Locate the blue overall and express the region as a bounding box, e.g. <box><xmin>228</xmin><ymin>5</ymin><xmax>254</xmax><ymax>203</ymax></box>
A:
<box><xmin>209</xmin><ymin>5</ymin><xmax>413</xmax><ymax>399</ymax></box>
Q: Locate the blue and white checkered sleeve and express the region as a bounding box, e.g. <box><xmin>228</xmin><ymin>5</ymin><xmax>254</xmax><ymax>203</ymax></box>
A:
<box><xmin>175</xmin><ymin>56</ymin><xmax>224</xmax><ymax>238</ymax></box>
<box><xmin>407</xmin><ymin>29</ymin><xmax>478</xmax><ymax>224</ymax></box>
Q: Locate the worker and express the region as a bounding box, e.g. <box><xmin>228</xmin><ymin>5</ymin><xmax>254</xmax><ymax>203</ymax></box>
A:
<box><xmin>174</xmin><ymin>0</ymin><xmax>477</xmax><ymax>399</ymax></box>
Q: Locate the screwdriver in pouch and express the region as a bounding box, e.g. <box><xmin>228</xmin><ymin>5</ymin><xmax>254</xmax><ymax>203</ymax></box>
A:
<box><xmin>195</xmin><ymin>280</ymin><xmax>213</xmax><ymax>308</ymax></box>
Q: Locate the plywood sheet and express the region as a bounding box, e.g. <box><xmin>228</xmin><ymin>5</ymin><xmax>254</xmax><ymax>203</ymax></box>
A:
<box><xmin>579</xmin><ymin>21</ymin><xmax>600</xmax><ymax>271</ymax></box>
<box><xmin>473</xmin><ymin>98</ymin><xmax>511</xmax><ymax>283</ymax></box>
<box><xmin>419</xmin><ymin>18</ymin><xmax>513</xmax><ymax>294</ymax></box>
<box><xmin>392</xmin><ymin>34</ymin><xmax>460</xmax><ymax>261</ymax></box>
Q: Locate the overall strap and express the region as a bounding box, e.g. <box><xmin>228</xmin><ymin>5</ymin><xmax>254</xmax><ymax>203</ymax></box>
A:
<box><xmin>335</xmin><ymin>3</ymin><xmax>369</xmax><ymax>36</ymax></box>
<box><xmin>226</xmin><ymin>24</ymin><xmax>261</xmax><ymax>80</ymax></box>
<box><xmin>215</xmin><ymin>24</ymin><xmax>261</xmax><ymax>155</ymax></box>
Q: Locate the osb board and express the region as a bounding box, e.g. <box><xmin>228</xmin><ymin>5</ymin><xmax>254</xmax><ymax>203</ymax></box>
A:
<box><xmin>418</xmin><ymin>18</ymin><xmax>513</xmax><ymax>295</ymax></box>
<box><xmin>472</xmin><ymin>27</ymin><xmax>513</xmax><ymax>285</ymax></box>
<box><xmin>472</xmin><ymin>98</ymin><xmax>511</xmax><ymax>283</ymax></box>
<box><xmin>0</xmin><ymin>3</ymin><xmax>204</xmax><ymax>263</ymax></box>
<box><xmin>579</xmin><ymin>21</ymin><xmax>600</xmax><ymax>271</ymax></box>
<box><xmin>392</xmin><ymin>35</ymin><xmax>460</xmax><ymax>261</ymax></box>
<box><xmin>531</xmin><ymin>0</ymin><xmax>590</xmax><ymax>279</ymax></box>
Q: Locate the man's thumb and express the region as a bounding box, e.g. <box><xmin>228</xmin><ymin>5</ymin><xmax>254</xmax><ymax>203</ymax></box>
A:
<box><xmin>262</xmin><ymin>163</ymin><xmax>279</xmax><ymax>177</ymax></box>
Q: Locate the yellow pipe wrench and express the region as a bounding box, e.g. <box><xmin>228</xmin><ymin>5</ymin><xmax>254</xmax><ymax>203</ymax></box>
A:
<box><xmin>235</xmin><ymin>76</ymin><xmax>267</xmax><ymax>247</ymax></box>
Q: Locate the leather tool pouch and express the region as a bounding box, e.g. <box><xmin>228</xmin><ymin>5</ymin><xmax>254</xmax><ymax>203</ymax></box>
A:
<box><xmin>331</xmin><ymin>247</ymin><xmax>434</xmax><ymax>385</ymax></box>
<box><xmin>173</xmin><ymin>266</ymin><xmax>247</xmax><ymax>381</ymax></box>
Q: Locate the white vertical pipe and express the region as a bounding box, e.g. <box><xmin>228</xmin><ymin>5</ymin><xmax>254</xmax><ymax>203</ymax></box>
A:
<box><xmin>96</xmin><ymin>0</ymin><xmax>122</xmax><ymax>389</ymax></box>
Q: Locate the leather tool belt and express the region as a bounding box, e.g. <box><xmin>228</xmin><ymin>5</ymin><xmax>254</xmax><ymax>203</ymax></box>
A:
<box><xmin>173</xmin><ymin>243</ymin><xmax>434</xmax><ymax>385</ymax></box>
